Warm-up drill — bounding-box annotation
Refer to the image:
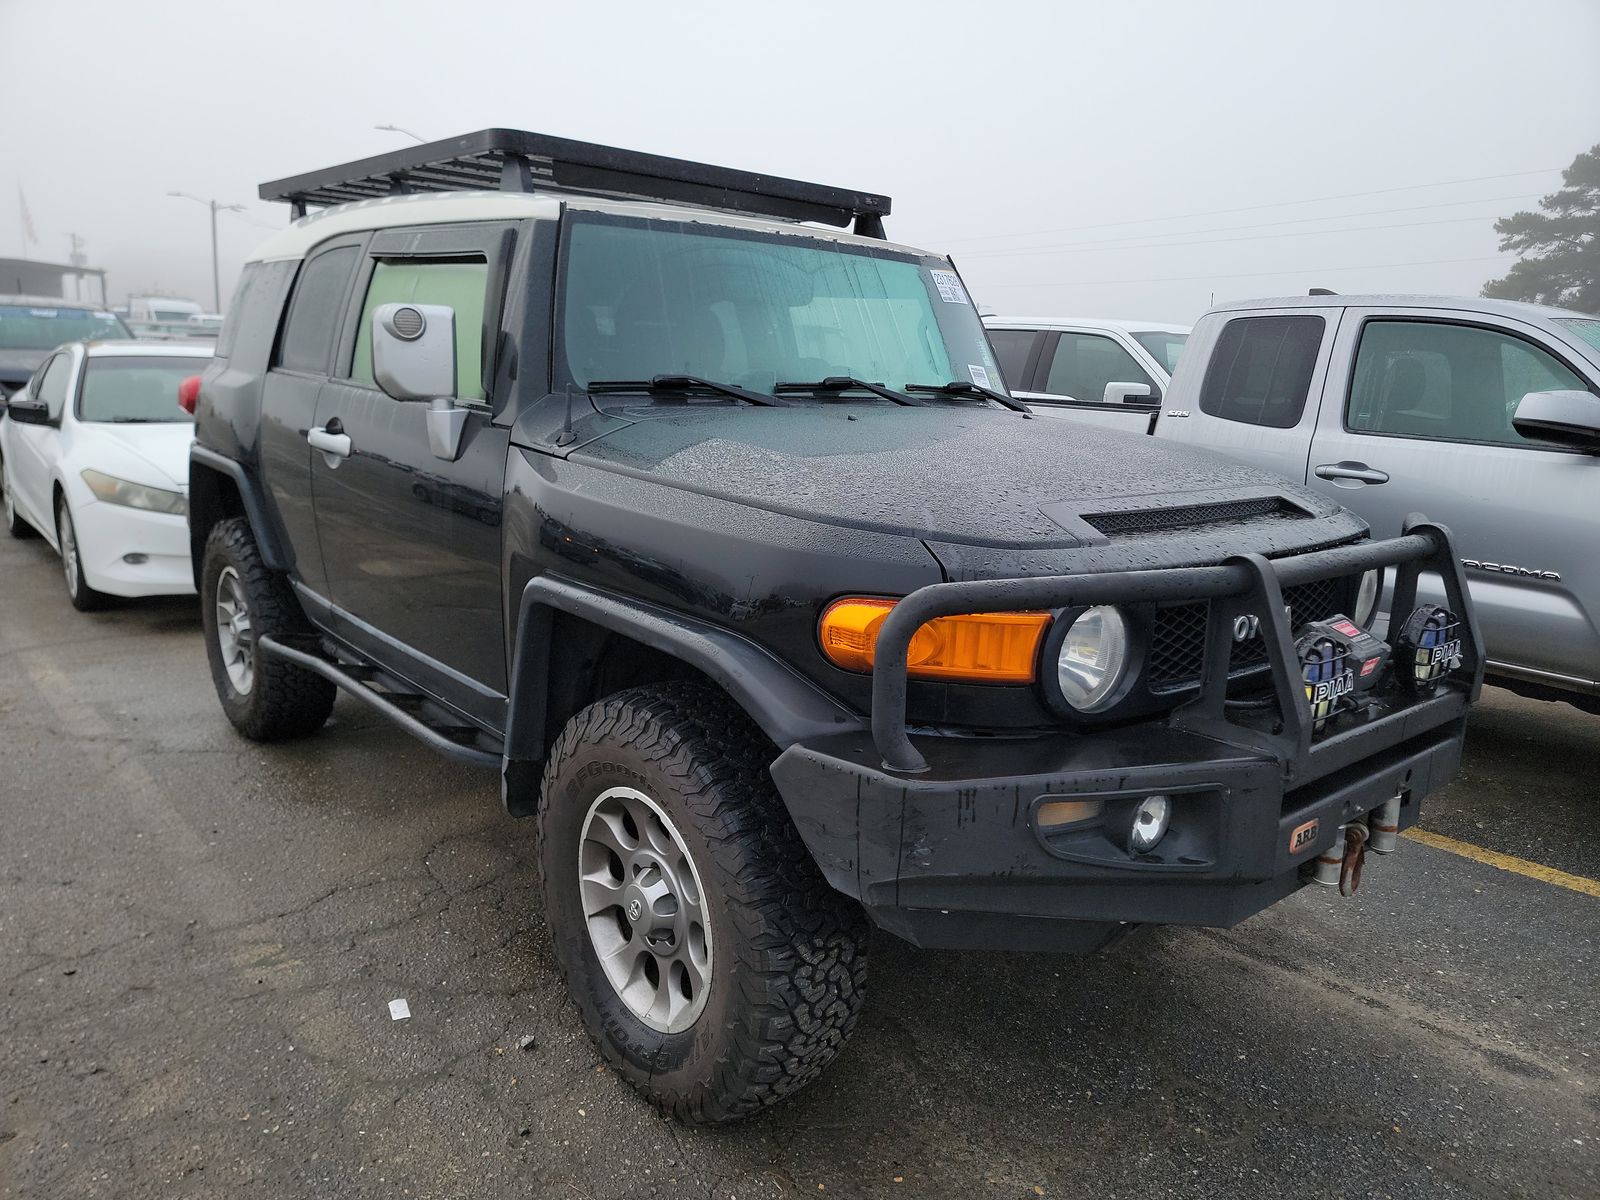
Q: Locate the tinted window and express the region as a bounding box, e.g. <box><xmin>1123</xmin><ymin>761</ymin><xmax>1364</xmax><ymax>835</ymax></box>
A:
<box><xmin>216</xmin><ymin>265</ymin><xmax>265</xmax><ymax>359</ymax></box>
<box><xmin>350</xmin><ymin>259</ymin><xmax>489</xmax><ymax>400</ymax></box>
<box><xmin>1042</xmin><ymin>332</ymin><xmax>1153</xmax><ymax>402</ymax></box>
<box><xmin>1199</xmin><ymin>315</ymin><xmax>1324</xmax><ymax>428</ymax></box>
<box><xmin>276</xmin><ymin>246</ymin><xmax>358</xmax><ymax>374</ymax></box>
<box><xmin>1347</xmin><ymin>320</ymin><xmax>1589</xmax><ymax>447</ymax></box>
<box><xmin>79</xmin><ymin>356</ymin><xmax>208</xmax><ymax>423</ymax></box>
<box><xmin>986</xmin><ymin>329</ymin><xmax>1037</xmax><ymax>389</ymax></box>
<box><xmin>36</xmin><ymin>354</ymin><xmax>72</xmax><ymax>420</ymax></box>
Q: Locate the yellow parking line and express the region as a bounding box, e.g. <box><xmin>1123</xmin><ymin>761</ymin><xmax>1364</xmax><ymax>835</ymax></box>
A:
<box><xmin>1402</xmin><ymin>828</ymin><xmax>1600</xmax><ymax>899</ymax></box>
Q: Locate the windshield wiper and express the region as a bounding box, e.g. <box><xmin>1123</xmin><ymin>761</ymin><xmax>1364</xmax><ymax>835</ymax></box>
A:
<box><xmin>774</xmin><ymin>376</ymin><xmax>927</xmax><ymax>407</ymax></box>
<box><xmin>586</xmin><ymin>375</ymin><xmax>790</xmax><ymax>407</ymax></box>
<box><xmin>904</xmin><ymin>380</ymin><xmax>1033</xmax><ymax>415</ymax></box>
<box><xmin>108</xmin><ymin>416</ymin><xmax>161</xmax><ymax>423</ymax></box>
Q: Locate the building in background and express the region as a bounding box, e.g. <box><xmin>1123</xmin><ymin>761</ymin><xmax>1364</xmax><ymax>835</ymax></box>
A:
<box><xmin>0</xmin><ymin>257</ymin><xmax>108</xmax><ymax>304</ymax></box>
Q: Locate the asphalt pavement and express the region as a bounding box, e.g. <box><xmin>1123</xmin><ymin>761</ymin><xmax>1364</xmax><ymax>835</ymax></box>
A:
<box><xmin>1</xmin><ymin>529</ymin><xmax>1595</xmax><ymax>1199</ymax></box>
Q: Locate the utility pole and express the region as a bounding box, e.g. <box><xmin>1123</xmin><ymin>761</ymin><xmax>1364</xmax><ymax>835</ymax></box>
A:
<box><xmin>168</xmin><ymin>192</ymin><xmax>244</xmax><ymax>313</ymax></box>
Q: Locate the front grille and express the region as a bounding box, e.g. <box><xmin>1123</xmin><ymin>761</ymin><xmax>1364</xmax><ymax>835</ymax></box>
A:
<box><xmin>1148</xmin><ymin>575</ymin><xmax>1350</xmax><ymax>693</ymax></box>
<box><xmin>1084</xmin><ymin>496</ymin><xmax>1307</xmax><ymax>538</ymax></box>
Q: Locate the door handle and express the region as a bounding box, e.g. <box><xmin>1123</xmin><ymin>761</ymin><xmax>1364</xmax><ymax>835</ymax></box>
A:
<box><xmin>307</xmin><ymin>426</ymin><xmax>352</xmax><ymax>458</ymax></box>
<box><xmin>1314</xmin><ymin>461</ymin><xmax>1389</xmax><ymax>485</ymax></box>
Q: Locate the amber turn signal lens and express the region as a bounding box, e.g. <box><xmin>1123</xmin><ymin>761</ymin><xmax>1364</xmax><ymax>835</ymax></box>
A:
<box><xmin>818</xmin><ymin>598</ymin><xmax>1049</xmax><ymax>684</ymax></box>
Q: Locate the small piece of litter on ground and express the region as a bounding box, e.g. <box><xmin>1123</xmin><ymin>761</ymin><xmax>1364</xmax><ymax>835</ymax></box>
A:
<box><xmin>388</xmin><ymin>998</ymin><xmax>411</xmax><ymax>1021</ymax></box>
<box><xmin>516</xmin><ymin>1035</ymin><xmax>536</xmax><ymax>1052</ymax></box>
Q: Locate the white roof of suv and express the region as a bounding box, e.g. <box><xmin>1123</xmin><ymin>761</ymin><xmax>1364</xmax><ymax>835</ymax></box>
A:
<box><xmin>248</xmin><ymin>190</ymin><xmax>930</xmax><ymax>264</ymax></box>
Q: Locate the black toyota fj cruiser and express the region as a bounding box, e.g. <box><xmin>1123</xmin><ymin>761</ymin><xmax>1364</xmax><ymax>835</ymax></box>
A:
<box><xmin>188</xmin><ymin>130</ymin><xmax>1483</xmax><ymax>1123</ymax></box>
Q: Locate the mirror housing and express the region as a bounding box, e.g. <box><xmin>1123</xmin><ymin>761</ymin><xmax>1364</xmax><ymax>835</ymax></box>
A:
<box><xmin>5</xmin><ymin>397</ymin><xmax>51</xmax><ymax>426</ymax></box>
<box><xmin>1103</xmin><ymin>381</ymin><xmax>1157</xmax><ymax>407</ymax></box>
<box><xmin>371</xmin><ymin>303</ymin><xmax>467</xmax><ymax>460</ymax></box>
<box><xmin>1512</xmin><ymin>389</ymin><xmax>1600</xmax><ymax>452</ymax></box>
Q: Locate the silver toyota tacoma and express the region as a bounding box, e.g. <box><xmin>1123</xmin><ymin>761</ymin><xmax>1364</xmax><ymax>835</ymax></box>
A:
<box><xmin>994</xmin><ymin>296</ymin><xmax>1600</xmax><ymax>713</ymax></box>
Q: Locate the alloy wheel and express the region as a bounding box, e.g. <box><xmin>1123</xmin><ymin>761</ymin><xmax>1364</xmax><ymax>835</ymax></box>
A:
<box><xmin>213</xmin><ymin>566</ymin><xmax>255</xmax><ymax>694</ymax></box>
<box><xmin>58</xmin><ymin>505</ymin><xmax>79</xmax><ymax>598</ymax></box>
<box><xmin>578</xmin><ymin>786</ymin><xmax>713</xmax><ymax>1034</ymax></box>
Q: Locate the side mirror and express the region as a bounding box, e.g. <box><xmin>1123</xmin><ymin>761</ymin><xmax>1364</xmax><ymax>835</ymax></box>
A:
<box><xmin>6</xmin><ymin>397</ymin><xmax>50</xmax><ymax>426</ymax></box>
<box><xmin>371</xmin><ymin>302</ymin><xmax>466</xmax><ymax>461</ymax></box>
<box><xmin>1512</xmin><ymin>389</ymin><xmax>1600</xmax><ymax>452</ymax></box>
<box><xmin>1103</xmin><ymin>381</ymin><xmax>1157</xmax><ymax>407</ymax></box>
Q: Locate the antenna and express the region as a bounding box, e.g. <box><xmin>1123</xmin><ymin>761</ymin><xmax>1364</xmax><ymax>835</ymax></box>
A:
<box><xmin>555</xmin><ymin>387</ymin><xmax>577</xmax><ymax>446</ymax></box>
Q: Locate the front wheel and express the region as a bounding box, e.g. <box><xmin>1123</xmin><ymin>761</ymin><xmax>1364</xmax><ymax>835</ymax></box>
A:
<box><xmin>56</xmin><ymin>495</ymin><xmax>110</xmax><ymax>611</ymax></box>
<box><xmin>539</xmin><ymin>682</ymin><xmax>869</xmax><ymax>1124</ymax></box>
<box><xmin>200</xmin><ymin>517</ymin><xmax>335</xmax><ymax>741</ymax></box>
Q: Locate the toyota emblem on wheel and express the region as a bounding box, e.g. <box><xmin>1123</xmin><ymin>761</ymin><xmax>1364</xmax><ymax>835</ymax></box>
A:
<box><xmin>627</xmin><ymin>898</ymin><xmax>643</xmax><ymax>921</ymax></box>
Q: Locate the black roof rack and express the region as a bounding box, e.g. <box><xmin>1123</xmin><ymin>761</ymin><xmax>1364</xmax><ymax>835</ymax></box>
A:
<box><xmin>259</xmin><ymin>128</ymin><xmax>891</xmax><ymax>238</ymax></box>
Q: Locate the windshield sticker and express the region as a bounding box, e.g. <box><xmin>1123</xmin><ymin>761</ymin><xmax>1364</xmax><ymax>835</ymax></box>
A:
<box><xmin>967</xmin><ymin>363</ymin><xmax>993</xmax><ymax>389</ymax></box>
<box><xmin>28</xmin><ymin>309</ymin><xmax>59</xmax><ymax>318</ymax></box>
<box><xmin>929</xmin><ymin>269</ymin><xmax>969</xmax><ymax>305</ymax></box>
<box><xmin>94</xmin><ymin>311</ymin><xmax>116</xmax><ymax>319</ymax></box>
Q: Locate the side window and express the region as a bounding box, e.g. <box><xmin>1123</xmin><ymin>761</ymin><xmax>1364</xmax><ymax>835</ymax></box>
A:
<box><xmin>1198</xmin><ymin>315</ymin><xmax>1324</xmax><ymax>428</ymax></box>
<box><xmin>1042</xmin><ymin>332</ymin><xmax>1153</xmax><ymax>403</ymax></box>
<box><xmin>36</xmin><ymin>353</ymin><xmax>72</xmax><ymax>421</ymax></box>
<box><xmin>1347</xmin><ymin>320</ymin><xmax>1589</xmax><ymax>447</ymax></box>
<box><xmin>275</xmin><ymin>245</ymin><xmax>359</xmax><ymax>374</ymax></box>
<box><xmin>216</xmin><ymin>263</ymin><xmax>265</xmax><ymax>359</ymax></box>
<box><xmin>350</xmin><ymin>259</ymin><xmax>489</xmax><ymax>401</ymax></box>
<box><xmin>986</xmin><ymin>329</ymin><xmax>1038</xmax><ymax>389</ymax></box>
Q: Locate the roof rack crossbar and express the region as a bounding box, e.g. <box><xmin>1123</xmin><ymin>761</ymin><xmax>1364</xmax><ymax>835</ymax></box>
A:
<box><xmin>260</xmin><ymin>128</ymin><xmax>891</xmax><ymax>237</ymax></box>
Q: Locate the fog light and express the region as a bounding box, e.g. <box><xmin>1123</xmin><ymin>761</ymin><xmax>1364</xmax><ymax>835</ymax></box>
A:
<box><xmin>122</xmin><ymin>552</ymin><xmax>148</xmax><ymax>565</ymax></box>
<box><xmin>1397</xmin><ymin>605</ymin><xmax>1463</xmax><ymax>691</ymax></box>
<box><xmin>1129</xmin><ymin>795</ymin><xmax>1171</xmax><ymax>853</ymax></box>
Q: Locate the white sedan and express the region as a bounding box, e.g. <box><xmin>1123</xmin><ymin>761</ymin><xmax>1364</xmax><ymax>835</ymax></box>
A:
<box><xmin>1</xmin><ymin>340</ymin><xmax>212</xmax><ymax>610</ymax></box>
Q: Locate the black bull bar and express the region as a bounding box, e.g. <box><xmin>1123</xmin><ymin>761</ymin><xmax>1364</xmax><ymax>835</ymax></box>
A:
<box><xmin>870</xmin><ymin>515</ymin><xmax>1485</xmax><ymax>774</ymax></box>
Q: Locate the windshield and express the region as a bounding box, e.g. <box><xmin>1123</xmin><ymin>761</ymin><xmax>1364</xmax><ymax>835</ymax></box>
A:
<box><xmin>557</xmin><ymin>214</ymin><xmax>1005</xmax><ymax>397</ymax></box>
<box><xmin>0</xmin><ymin>304</ymin><xmax>130</xmax><ymax>350</ymax></box>
<box><xmin>1555</xmin><ymin>318</ymin><xmax>1600</xmax><ymax>355</ymax></box>
<box><xmin>78</xmin><ymin>356</ymin><xmax>205</xmax><ymax>423</ymax></box>
<box><xmin>1131</xmin><ymin>330</ymin><xmax>1188</xmax><ymax>376</ymax></box>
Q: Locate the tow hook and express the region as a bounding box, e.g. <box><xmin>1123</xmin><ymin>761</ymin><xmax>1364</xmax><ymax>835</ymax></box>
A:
<box><xmin>1311</xmin><ymin>821</ymin><xmax>1370</xmax><ymax>895</ymax></box>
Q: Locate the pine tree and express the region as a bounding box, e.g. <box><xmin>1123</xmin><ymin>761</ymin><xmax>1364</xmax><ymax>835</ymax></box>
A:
<box><xmin>1482</xmin><ymin>144</ymin><xmax>1600</xmax><ymax>313</ymax></box>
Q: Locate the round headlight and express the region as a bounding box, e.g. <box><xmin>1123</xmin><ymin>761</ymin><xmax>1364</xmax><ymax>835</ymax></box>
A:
<box><xmin>1056</xmin><ymin>606</ymin><xmax>1130</xmax><ymax>712</ymax></box>
<box><xmin>1354</xmin><ymin>568</ymin><xmax>1381</xmax><ymax>627</ymax></box>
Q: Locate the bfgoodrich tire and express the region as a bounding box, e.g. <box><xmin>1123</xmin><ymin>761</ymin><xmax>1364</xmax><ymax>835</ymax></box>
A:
<box><xmin>539</xmin><ymin>682</ymin><xmax>868</xmax><ymax>1124</ymax></box>
<box><xmin>200</xmin><ymin>517</ymin><xmax>335</xmax><ymax>741</ymax></box>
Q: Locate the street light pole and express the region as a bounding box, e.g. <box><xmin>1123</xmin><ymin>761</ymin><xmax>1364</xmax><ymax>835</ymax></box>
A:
<box><xmin>168</xmin><ymin>192</ymin><xmax>244</xmax><ymax>313</ymax></box>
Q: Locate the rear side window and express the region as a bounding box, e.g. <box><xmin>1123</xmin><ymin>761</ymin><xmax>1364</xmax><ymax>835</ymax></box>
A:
<box><xmin>350</xmin><ymin>259</ymin><xmax>489</xmax><ymax>401</ymax></box>
<box><xmin>986</xmin><ymin>329</ymin><xmax>1037</xmax><ymax>389</ymax></box>
<box><xmin>216</xmin><ymin>264</ymin><xmax>266</xmax><ymax>359</ymax></box>
<box><xmin>275</xmin><ymin>246</ymin><xmax>359</xmax><ymax>374</ymax></box>
<box><xmin>1198</xmin><ymin>315</ymin><xmax>1324</xmax><ymax>428</ymax></box>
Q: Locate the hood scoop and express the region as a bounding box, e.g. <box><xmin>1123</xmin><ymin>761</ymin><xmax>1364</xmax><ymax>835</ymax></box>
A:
<box><xmin>1040</xmin><ymin>487</ymin><xmax>1317</xmax><ymax>546</ymax></box>
<box><xmin>1083</xmin><ymin>494</ymin><xmax>1313</xmax><ymax>539</ymax></box>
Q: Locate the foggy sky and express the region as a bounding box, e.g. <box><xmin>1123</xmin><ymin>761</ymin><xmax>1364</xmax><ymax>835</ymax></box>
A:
<box><xmin>4</xmin><ymin>0</ymin><xmax>1597</xmax><ymax>324</ymax></box>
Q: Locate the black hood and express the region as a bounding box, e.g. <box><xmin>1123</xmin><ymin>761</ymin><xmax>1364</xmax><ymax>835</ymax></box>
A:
<box><xmin>571</xmin><ymin>404</ymin><xmax>1366</xmax><ymax>575</ymax></box>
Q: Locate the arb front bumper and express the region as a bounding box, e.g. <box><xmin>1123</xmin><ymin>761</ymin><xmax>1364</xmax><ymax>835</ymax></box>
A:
<box><xmin>770</xmin><ymin>517</ymin><xmax>1484</xmax><ymax>952</ymax></box>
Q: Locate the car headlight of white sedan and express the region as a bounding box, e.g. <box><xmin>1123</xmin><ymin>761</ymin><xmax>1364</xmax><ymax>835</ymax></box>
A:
<box><xmin>80</xmin><ymin>469</ymin><xmax>187</xmax><ymax>516</ymax></box>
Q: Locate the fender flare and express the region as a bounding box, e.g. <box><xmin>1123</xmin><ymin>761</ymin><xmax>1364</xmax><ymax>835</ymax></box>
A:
<box><xmin>188</xmin><ymin>445</ymin><xmax>291</xmax><ymax>578</ymax></box>
<box><xmin>501</xmin><ymin>574</ymin><xmax>863</xmax><ymax>812</ymax></box>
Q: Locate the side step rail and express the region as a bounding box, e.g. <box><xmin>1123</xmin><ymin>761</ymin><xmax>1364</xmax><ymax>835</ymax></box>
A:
<box><xmin>257</xmin><ymin>634</ymin><xmax>501</xmax><ymax>769</ymax></box>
